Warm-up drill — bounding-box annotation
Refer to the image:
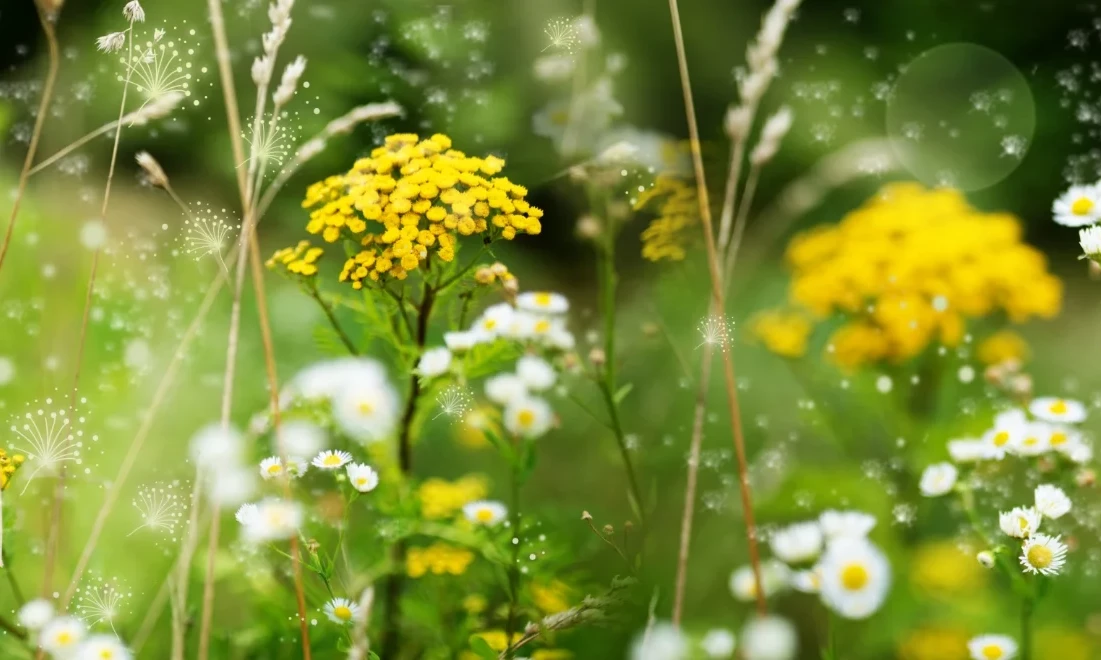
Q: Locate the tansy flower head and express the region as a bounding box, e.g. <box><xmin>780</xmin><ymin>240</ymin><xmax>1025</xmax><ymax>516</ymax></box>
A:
<box><xmin>405</xmin><ymin>542</ymin><xmax>475</xmax><ymax>578</ymax></box>
<box><xmin>324</xmin><ymin>597</ymin><xmax>361</xmax><ymax>625</ymax></box>
<box><xmin>634</xmin><ymin>174</ymin><xmax>699</xmax><ymax>262</ymax></box>
<box><xmin>267</xmin><ymin>240</ymin><xmax>324</xmax><ymax>277</ymax></box>
<box><xmin>418</xmin><ymin>475</ymin><xmax>488</xmax><ymax>519</ymax></box>
<box><xmin>1019</xmin><ymin>533</ymin><xmax>1068</xmax><ymax>576</ymax></box>
<box><xmin>0</xmin><ymin>448</ymin><xmax>25</xmax><ymax>490</ymax></box>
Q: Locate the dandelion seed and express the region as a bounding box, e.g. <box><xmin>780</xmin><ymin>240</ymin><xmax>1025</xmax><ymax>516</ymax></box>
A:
<box><xmin>74</xmin><ymin>576</ymin><xmax>131</xmax><ymax>635</ymax></box>
<box><xmin>542</xmin><ymin>18</ymin><xmax>578</xmax><ymax>53</ymax></box>
<box><xmin>697</xmin><ymin>314</ymin><xmax>734</xmax><ymax>351</ymax></box>
<box><xmin>129</xmin><ymin>482</ymin><xmax>185</xmax><ymax>540</ymax></box>
<box><xmin>180</xmin><ymin>204</ymin><xmax>237</xmax><ymax>270</ymax></box>
<box><xmin>434</xmin><ymin>384</ymin><xmax>473</xmax><ymax>421</ymax></box>
<box><xmin>121</xmin><ymin>27</ymin><xmax>199</xmax><ymax>110</ymax></box>
<box><xmin>9</xmin><ymin>398</ymin><xmax>86</xmax><ymax>492</ymax></box>
<box><xmin>1000</xmin><ymin>135</ymin><xmax>1028</xmax><ymax>160</ymax></box>
<box><xmin>241</xmin><ymin>114</ymin><xmax>299</xmax><ymax>172</ymax></box>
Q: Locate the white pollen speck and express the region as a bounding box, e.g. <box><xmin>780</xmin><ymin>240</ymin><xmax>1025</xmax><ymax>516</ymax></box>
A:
<box><xmin>958</xmin><ymin>366</ymin><xmax>975</xmax><ymax>383</ymax></box>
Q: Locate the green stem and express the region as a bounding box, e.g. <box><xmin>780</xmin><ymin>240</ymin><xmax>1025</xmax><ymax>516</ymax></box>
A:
<box><xmin>504</xmin><ymin>446</ymin><xmax>522</xmax><ymax>656</ymax></box>
<box><xmin>308</xmin><ymin>286</ymin><xmax>359</xmax><ymax>355</ymax></box>
<box><xmin>1020</xmin><ymin>596</ymin><xmax>1033</xmax><ymax>660</ymax></box>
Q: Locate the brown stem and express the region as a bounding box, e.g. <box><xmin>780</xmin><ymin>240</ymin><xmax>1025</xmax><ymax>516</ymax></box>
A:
<box><xmin>666</xmin><ymin>0</ymin><xmax>766</xmax><ymax>615</ymax></box>
<box><xmin>0</xmin><ymin>5</ymin><xmax>60</xmax><ymax>277</ymax></box>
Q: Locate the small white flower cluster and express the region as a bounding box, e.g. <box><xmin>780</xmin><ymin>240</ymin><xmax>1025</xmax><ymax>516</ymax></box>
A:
<box><xmin>996</xmin><ymin>484</ymin><xmax>1071</xmax><ymax>576</ymax></box>
<box><xmin>731</xmin><ymin>510</ymin><xmax>891</xmax><ymax>620</ymax></box>
<box><xmin>281</xmin><ymin>358</ymin><xmax>401</xmax><ymax>444</ymax></box>
<box><xmin>943</xmin><ymin>398</ymin><xmax>1091</xmax><ymax>465</ymax></box>
<box><xmin>629</xmin><ymin>617</ymin><xmax>796</xmax><ymax>660</ymax></box>
<box><xmin>19</xmin><ymin>599</ymin><xmax>133</xmax><ymax>660</ymax></box>
<box><xmin>189</xmin><ymin>424</ymin><xmax>256</xmax><ymax>507</ymax></box>
<box><xmin>235</xmin><ymin>497</ymin><xmax>304</xmax><ymax>545</ymax></box>
<box><xmin>1053</xmin><ymin>183</ymin><xmax>1101</xmax><ymax>262</ymax></box>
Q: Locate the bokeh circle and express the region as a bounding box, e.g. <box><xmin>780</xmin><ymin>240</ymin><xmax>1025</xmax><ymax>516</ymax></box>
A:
<box><xmin>886</xmin><ymin>43</ymin><xmax>1035</xmax><ymax>191</ymax></box>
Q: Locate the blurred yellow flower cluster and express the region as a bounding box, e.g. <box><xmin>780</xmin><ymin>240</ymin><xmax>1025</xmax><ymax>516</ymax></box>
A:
<box><xmin>298</xmin><ymin>133</ymin><xmax>542</xmax><ymax>288</ymax></box>
<box><xmin>405</xmin><ymin>542</ymin><xmax>475</xmax><ymax>578</ymax></box>
<box><xmin>976</xmin><ymin>329</ymin><xmax>1030</xmax><ymax>366</ymax></box>
<box><xmin>265</xmin><ymin>240</ymin><xmax>323</xmax><ymax>277</ymax></box>
<box><xmin>898</xmin><ymin>626</ymin><xmax>970</xmax><ymax>660</ymax></box>
<box><xmin>909</xmin><ymin>541</ymin><xmax>985</xmax><ymax>598</ymax></box>
<box><xmin>756</xmin><ymin>183</ymin><xmax>1062</xmax><ymax>368</ymax></box>
<box><xmin>634</xmin><ymin>175</ymin><xmax>697</xmax><ymax>262</ymax></box>
<box><xmin>531</xmin><ymin>579</ymin><xmax>573</xmax><ymax>614</ymax></box>
<box><xmin>0</xmin><ymin>449</ymin><xmax>24</xmax><ymax>490</ymax></box>
<box><xmin>418</xmin><ymin>475</ymin><xmax>488</xmax><ymax>519</ymax></box>
<box><xmin>750</xmin><ymin>310</ymin><xmax>812</xmax><ymax>358</ymax></box>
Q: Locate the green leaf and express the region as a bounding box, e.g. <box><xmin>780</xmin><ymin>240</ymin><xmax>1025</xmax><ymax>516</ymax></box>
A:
<box><xmin>368</xmin><ymin>653</ymin><xmax>381</xmax><ymax>660</ymax></box>
<box><xmin>518</xmin><ymin>440</ymin><xmax>538</xmax><ymax>484</ymax></box>
<box><xmin>613</xmin><ymin>382</ymin><xmax>634</xmax><ymax>405</ymax></box>
<box><xmin>468</xmin><ymin>635</ymin><xmax>499</xmax><ymax>660</ymax></box>
<box><xmin>312</xmin><ymin>325</ymin><xmax>348</xmax><ymax>357</ymax></box>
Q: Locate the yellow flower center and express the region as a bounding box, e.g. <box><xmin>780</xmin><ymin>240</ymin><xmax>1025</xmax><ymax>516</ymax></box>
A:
<box><xmin>517</xmin><ymin>410</ymin><xmax>535</xmax><ymax>428</ymax></box>
<box><xmin>840</xmin><ymin>563</ymin><xmax>869</xmax><ymax>591</ymax></box>
<box><xmin>993</xmin><ymin>431</ymin><xmax>1010</xmax><ymax>447</ymax></box>
<box><xmin>1049</xmin><ymin>400</ymin><xmax>1068</xmax><ymax>415</ymax></box>
<box><xmin>1023</xmin><ymin>436</ymin><xmax>1038</xmax><ymax>447</ymax></box>
<box><xmin>484</xmin><ymin>318</ymin><xmax>497</xmax><ymax>330</ymax></box>
<box><xmin>1018</xmin><ymin>516</ymin><xmax>1031</xmax><ymax>531</ymax></box>
<box><xmin>99</xmin><ymin>650</ymin><xmax>114</xmax><ymax>659</ymax></box>
<box><xmin>1027</xmin><ymin>544</ymin><xmax>1053</xmax><ymax>569</ymax></box>
<box><xmin>358</xmin><ymin>401</ymin><xmax>374</xmax><ymax>415</ymax></box>
<box><xmin>535</xmin><ymin>293</ymin><xmax>552</xmax><ymax>307</ymax></box>
<box><xmin>1072</xmin><ymin>197</ymin><xmax>1094</xmax><ymax>215</ymax></box>
<box><xmin>266</xmin><ymin>464</ymin><xmax>283</xmax><ymax>475</ymax></box>
<box><xmin>56</xmin><ymin>632</ymin><xmax>73</xmax><ymax>646</ymax></box>
<box><xmin>333</xmin><ymin>605</ymin><xmax>352</xmax><ymax>621</ymax></box>
<box><xmin>476</xmin><ymin>508</ymin><xmax>495</xmax><ymax>522</ymax></box>
<box><xmin>356</xmin><ymin>477</ymin><xmax>368</xmax><ymax>486</ymax></box>
<box><xmin>1051</xmin><ymin>432</ymin><xmax>1067</xmax><ymax>446</ymax></box>
<box><xmin>323</xmin><ymin>455</ymin><xmax>343</xmax><ymax>466</ymax></box>
<box><xmin>982</xmin><ymin>644</ymin><xmax>1004</xmax><ymax>660</ymax></box>
<box><xmin>534</xmin><ymin>320</ymin><xmax>551</xmax><ymax>334</ymax></box>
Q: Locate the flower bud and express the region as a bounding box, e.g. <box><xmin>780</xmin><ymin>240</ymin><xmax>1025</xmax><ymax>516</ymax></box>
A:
<box><xmin>976</xmin><ymin>550</ymin><xmax>995</xmax><ymax>568</ymax></box>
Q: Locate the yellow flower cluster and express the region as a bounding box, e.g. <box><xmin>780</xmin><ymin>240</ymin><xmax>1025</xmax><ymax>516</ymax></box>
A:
<box><xmin>898</xmin><ymin>626</ymin><xmax>970</xmax><ymax>660</ymax></box>
<box><xmin>758</xmin><ymin>183</ymin><xmax>1062</xmax><ymax>368</ymax></box>
<box><xmin>417</xmin><ymin>475</ymin><xmax>488</xmax><ymax>519</ymax></box>
<box><xmin>530</xmin><ymin>579</ymin><xmax>572</xmax><ymax>614</ymax></box>
<box><xmin>299</xmin><ymin>133</ymin><xmax>542</xmax><ymax>288</ymax></box>
<box><xmin>750</xmin><ymin>311</ymin><xmax>812</xmax><ymax>358</ymax></box>
<box><xmin>977</xmin><ymin>330</ymin><xmax>1030</xmax><ymax>366</ymax></box>
<box><xmin>266</xmin><ymin>240</ymin><xmax>323</xmax><ymax>277</ymax></box>
<box><xmin>909</xmin><ymin>541</ymin><xmax>985</xmax><ymax>598</ymax></box>
<box><xmin>474</xmin><ymin>262</ymin><xmax>516</xmax><ymax>286</ymax></box>
<box><xmin>634</xmin><ymin>175</ymin><xmax>697</xmax><ymax>262</ymax></box>
<box><xmin>0</xmin><ymin>449</ymin><xmax>24</xmax><ymax>491</ymax></box>
<box><xmin>405</xmin><ymin>542</ymin><xmax>475</xmax><ymax>578</ymax></box>
<box><xmin>470</xmin><ymin>631</ymin><xmax>523</xmax><ymax>653</ymax></box>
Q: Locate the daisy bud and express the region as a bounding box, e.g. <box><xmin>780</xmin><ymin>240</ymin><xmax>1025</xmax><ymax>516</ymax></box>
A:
<box><xmin>588</xmin><ymin>348</ymin><xmax>606</xmax><ymax>367</ymax></box>
<box><xmin>1076</xmin><ymin>469</ymin><xmax>1096</xmax><ymax>488</ymax></box>
<box><xmin>602</xmin><ymin>524</ymin><xmax>615</xmax><ymax>535</ymax></box>
<box><xmin>976</xmin><ymin>550</ymin><xmax>995</xmax><ymax>568</ymax></box>
<box><xmin>95</xmin><ymin>32</ymin><xmax>127</xmax><ymax>53</ymax></box>
<box><xmin>135</xmin><ymin>151</ymin><xmax>169</xmax><ymax>189</ymax></box>
<box><xmin>122</xmin><ymin>0</ymin><xmax>145</xmax><ymax>22</ymax></box>
<box><xmin>581</xmin><ymin>510</ymin><xmax>593</xmax><ymax>521</ymax></box>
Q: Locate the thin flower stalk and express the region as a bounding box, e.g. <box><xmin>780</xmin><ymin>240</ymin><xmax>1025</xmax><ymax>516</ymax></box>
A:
<box><xmin>0</xmin><ymin>3</ymin><xmax>61</xmax><ymax>276</ymax></box>
<box><xmin>666</xmin><ymin>0</ymin><xmax>767</xmax><ymax>615</ymax></box>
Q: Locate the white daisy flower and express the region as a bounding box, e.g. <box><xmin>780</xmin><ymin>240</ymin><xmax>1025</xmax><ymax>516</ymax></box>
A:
<box><xmin>285</xmin><ymin>456</ymin><xmax>309</xmax><ymax>478</ymax></box>
<box><xmin>729</xmin><ymin>560</ymin><xmax>791</xmax><ymax>602</ymax></box>
<box><xmin>948</xmin><ymin>438</ymin><xmax>992</xmax><ymax>463</ymax></box>
<box><xmin>444</xmin><ymin>330</ymin><xmax>489</xmax><ymax>352</ymax></box>
<box><xmin>206</xmin><ymin>467</ymin><xmax>257</xmax><ymax>506</ymax></box>
<box><xmin>1029</xmin><ymin>397</ymin><xmax>1087</xmax><ymax>424</ymax></box>
<box><xmin>241</xmin><ymin>498</ymin><xmax>304</xmax><ymax>544</ymax></box>
<box><xmin>818</xmin><ymin>510</ymin><xmax>876</xmax><ymax>542</ymax></box>
<box><xmin>1010</xmin><ymin>423</ymin><xmax>1050</xmax><ymax>457</ymax></box>
<box><xmin>473</xmin><ymin>303</ymin><xmax>515</xmax><ymax>337</ymax></box>
<box><xmin>345</xmin><ymin>463</ymin><xmax>379</xmax><ymax>493</ymax></box>
<box><xmin>981</xmin><ymin>409</ymin><xmax>1028</xmax><ymax>459</ymax></box>
<box><xmin>324</xmin><ymin>597</ymin><xmax>361</xmax><ymax>625</ymax></box>
<box><xmin>998</xmin><ymin>506</ymin><xmax>1041</xmax><ymax>538</ymax></box>
<box><xmin>1081</xmin><ymin>225</ymin><xmax>1101</xmax><ymax>260</ymax></box>
<box><xmin>75</xmin><ymin>634</ymin><xmax>132</xmax><ymax>660</ymax></box>
<box><xmin>485</xmin><ymin>373</ymin><xmax>528</xmax><ymax>406</ymax></box>
<box><xmin>189</xmin><ymin>424</ymin><xmax>245</xmax><ymax>469</ymax></box>
<box><xmin>919</xmin><ymin>462</ymin><xmax>958</xmax><ymax>497</ymax></box>
<box><xmin>818</xmin><ymin>538</ymin><xmax>891</xmax><ymax>620</ymax></box>
<box><xmin>516</xmin><ymin>355</ymin><xmax>557</xmax><ymax>391</ymax></box>
<box><xmin>700</xmin><ymin>628</ymin><xmax>737</xmax><ymax>658</ymax></box>
<box><xmin>17</xmin><ymin>598</ymin><xmax>55</xmax><ymax>631</ymax></box>
<box><xmin>1034</xmin><ymin>484</ymin><xmax>1071</xmax><ymax>519</ymax></box>
<box><xmin>1045</xmin><ymin>425</ymin><xmax>1082</xmax><ymax>456</ymax></box>
<box><xmin>40</xmin><ymin>616</ymin><xmax>86</xmax><ymax>655</ymax></box>
<box><xmin>332</xmin><ymin>379</ymin><xmax>400</xmax><ymax>444</ymax></box>
<box><xmin>769</xmin><ymin>521</ymin><xmax>823</xmax><ymax>564</ymax></box>
<box><xmin>235</xmin><ymin>503</ymin><xmax>259</xmax><ymax>526</ymax></box>
<box><xmin>1019</xmin><ymin>533</ymin><xmax>1068</xmax><ymax>576</ymax></box>
<box><xmin>547</xmin><ymin>328</ymin><xmax>577</xmax><ymax>351</ymax></box>
<box><xmin>283</xmin><ymin>358</ymin><xmax>388</xmax><ymax>404</ymax></box>
<box><xmin>416</xmin><ymin>347</ymin><xmax>452</xmax><ymax>378</ymax></box>
<box><xmin>740</xmin><ymin>615</ymin><xmax>798</xmax><ymax>660</ymax></box>
<box><xmin>630</xmin><ymin>622</ymin><xmax>688</xmax><ymax>660</ymax></box>
<box><xmin>259</xmin><ymin>457</ymin><xmax>285</xmax><ymax>480</ymax></box>
<box><xmin>517</xmin><ymin>291</ymin><xmax>569</xmax><ymax>315</ymax></box>
<box><xmin>280</xmin><ymin>420</ymin><xmax>326</xmax><ymax>458</ymax></box>
<box><xmin>791</xmin><ymin>567</ymin><xmax>822</xmax><ymax>594</ymax></box>
<box><xmin>967</xmin><ymin>635</ymin><xmax>1017</xmax><ymax>660</ymax></box>
<box><xmin>463</xmin><ymin>500</ymin><xmax>508</xmax><ymax>526</ymax></box>
<box><xmin>312</xmin><ymin>450</ymin><xmax>353</xmax><ymax>470</ymax></box>
<box><xmin>1068</xmin><ymin>442</ymin><xmax>1094</xmax><ymax>464</ymax></box>
<box><xmin>1053</xmin><ymin>184</ymin><xmax>1101</xmax><ymax>227</ymax></box>
<box><xmin>503</xmin><ymin>396</ymin><xmax>554</xmax><ymax>439</ymax></box>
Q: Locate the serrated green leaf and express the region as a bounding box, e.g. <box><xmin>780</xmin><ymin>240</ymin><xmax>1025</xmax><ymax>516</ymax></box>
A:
<box><xmin>312</xmin><ymin>324</ymin><xmax>348</xmax><ymax>357</ymax></box>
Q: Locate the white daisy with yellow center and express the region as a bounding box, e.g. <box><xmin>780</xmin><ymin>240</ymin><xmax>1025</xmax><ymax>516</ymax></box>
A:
<box><xmin>729</xmin><ymin>560</ymin><xmax>792</xmax><ymax>602</ymax></box>
<box><xmin>981</xmin><ymin>409</ymin><xmax>1028</xmax><ymax>459</ymax></box>
<box><xmin>1034</xmin><ymin>484</ymin><xmax>1071</xmax><ymax>519</ymax></box>
<box><xmin>769</xmin><ymin>521</ymin><xmax>823</xmax><ymax>564</ymax></box>
<box><xmin>259</xmin><ymin>456</ymin><xmax>284</xmax><ymax>480</ymax></box>
<box><xmin>333</xmin><ymin>379</ymin><xmax>400</xmax><ymax>443</ymax></box>
<box><xmin>516</xmin><ymin>355</ymin><xmax>557</xmax><ymax>392</ymax></box>
<box><xmin>504</xmin><ymin>396</ymin><xmax>553</xmax><ymax>439</ymax></box>
<box><xmin>948</xmin><ymin>437</ymin><xmax>992</xmax><ymax>463</ymax></box>
<box><xmin>1010</xmin><ymin>423</ymin><xmax>1051</xmax><ymax>457</ymax></box>
<box><xmin>345</xmin><ymin>463</ymin><xmax>379</xmax><ymax>493</ymax></box>
<box><xmin>818</xmin><ymin>510</ymin><xmax>876</xmax><ymax>542</ymax></box>
<box><xmin>312</xmin><ymin>450</ymin><xmax>353</xmax><ymax>470</ymax></box>
<box><xmin>1053</xmin><ymin>184</ymin><xmax>1101</xmax><ymax>227</ymax></box>
<box><xmin>241</xmin><ymin>498</ymin><xmax>304</xmax><ymax>544</ymax></box>
<box><xmin>998</xmin><ymin>506</ymin><xmax>1041</xmax><ymax>539</ymax></box>
<box><xmin>818</xmin><ymin>538</ymin><xmax>891</xmax><ymax>619</ymax></box>
<box><xmin>919</xmin><ymin>462</ymin><xmax>958</xmax><ymax>497</ymax></box>
<box><xmin>1029</xmin><ymin>397</ymin><xmax>1087</xmax><ymax>424</ymax></box>
<box><xmin>416</xmin><ymin>347</ymin><xmax>453</xmax><ymax>379</ymax></box>
<box><xmin>74</xmin><ymin>633</ymin><xmax>132</xmax><ymax>660</ymax></box>
<box><xmin>16</xmin><ymin>599</ymin><xmax>54</xmax><ymax>631</ymax></box>
<box><xmin>1081</xmin><ymin>225</ymin><xmax>1101</xmax><ymax>260</ymax></box>
<box><xmin>517</xmin><ymin>291</ymin><xmax>569</xmax><ymax>315</ymax></box>
<box><xmin>324</xmin><ymin>597</ymin><xmax>361</xmax><ymax>625</ymax></box>
<box><xmin>40</xmin><ymin>616</ymin><xmax>86</xmax><ymax>655</ymax></box>
<box><xmin>967</xmin><ymin>634</ymin><xmax>1018</xmax><ymax>660</ymax></box>
<box><xmin>463</xmin><ymin>499</ymin><xmax>508</xmax><ymax>526</ymax></box>
<box><xmin>474</xmin><ymin>303</ymin><xmax>515</xmax><ymax>338</ymax></box>
<box><xmin>1020</xmin><ymin>533</ymin><xmax>1068</xmax><ymax>576</ymax></box>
